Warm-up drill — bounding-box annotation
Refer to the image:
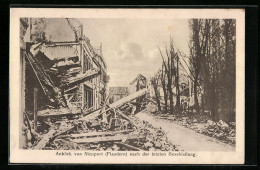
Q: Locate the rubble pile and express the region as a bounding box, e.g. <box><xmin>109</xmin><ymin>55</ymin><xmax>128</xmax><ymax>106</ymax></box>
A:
<box><xmin>64</xmin><ymin>119</ymin><xmax>175</xmax><ymax>151</ymax></box>
<box><xmin>145</xmin><ymin>102</ymin><xmax>236</xmax><ymax>146</ymax></box>
<box><xmin>26</xmin><ymin>109</ymin><xmax>178</xmax><ymax>151</ymax></box>
<box><xmin>22</xmin><ymin>31</ymin><xmax>180</xmax><ymax>151</ymax></box>
<box><xmin>200</xmin><ymin>120</ymin><xmax>236</xmax><ymax>144</ymax></box>
<box><xmin>130</xmin><ymin>117</ymin><xmax>178</xmax><ymax>151</ymax></box>
<box><xmin>172</xmin><ymin>116</ymin><xmax>236</xmax><ymax>145</ymax></box>
<box><xmin>25</xmin><ymin>89</ymin><xmax>179</xmax><ymax>151</ymax></box>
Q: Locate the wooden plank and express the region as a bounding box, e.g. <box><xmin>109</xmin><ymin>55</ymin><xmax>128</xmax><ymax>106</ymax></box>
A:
<box><xmin>66</xmin><ymin>68</ymin><xmax>99</xmax><ymax>86</ymax></box>
<box><xmin>114</xmin><ymin>108</ymin><xmax>134</xmax><ymax>124</ymax></box>
<box><xmin>64</xmin><ymin>86</ymin><xmax>78</xmax><ymax>93</ymax></box>
<box><xmin>32</xmin><ymin>129</ymin><xmax>56</xmax><ymax>150</ymax></box>
<box><xmin>66</xmin><ymin>94</ymin><xmax>75</xmax><ymax>102</ymax></box>
<box><xmin>72</xmin><ymin>134</ymin><xmax>145</xmax><ymax>144</ymax></box>
<box><xmin>51</xmin><ymin>89</ymin><xmax>148</xmax><ymax>139</ymax></box>
<box><xmin>109</xmin><ymin>89</ymin><xmax>147</xmax><ymax>109</ymax></box>
<box><xmin>37</xmin><ymin>107</ymin><xmax>81</xmax><ymax>117</ymax></box>
<box><xmin>69</xmin><ymin>129</ymin><xmax>134</xmax><ymax>138</ymax></box>
<box><xmin>114</xmin><ymin>142</ymin><xmax>144</xmax><ymax>151</ymax></box>
<box><xmin>32</xmin><ymin>124</ymin><xmax>74</xmax><ymax>150</ymax></box>
<box><xmin>38</xmin><ymin>112</ymin><xmax>81</xmax><ymax>118</ymax></box>
<box><xmin>80</xmin><ymin>88</ymin><xmax>147</xmax><ymax>121</ymax></box>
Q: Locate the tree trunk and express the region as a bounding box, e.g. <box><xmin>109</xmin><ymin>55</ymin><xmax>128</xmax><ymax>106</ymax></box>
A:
<box><xmin>168</xmin><ymin>82</ymin><xmax>174</xmax><ymax>114</ymax></box>
<box><xmin>162</xmin><ymin>83</ymin><xmax>168</xmax><ymax>112</ymax></box>
<box><xmin>167</xmin><ymin>54</ymin><xmax>174</xmax><ymax>115</ymax></box>
<box><xmin>193</xmin><ymin>74</ymin><xmax>199</xmax><ymax>113</ymax></box>
<box><xmin>161</xmin><ymin>65</ymin><xmax>168</xmax><ymax>113</ymax></box>
<box><xmin>175</xmin><ymin>53</ymin><xmax>181</xmax><ymax>115</ymax></box>
<box><xmin>154</xmin><ymin>86</ymin><xmax>161</xmax><ymax>111</ymax></box>
<box><xmin>151</xmin><ymin>78</ymin><xmax>161</xmax><ymax>112</ymax></box>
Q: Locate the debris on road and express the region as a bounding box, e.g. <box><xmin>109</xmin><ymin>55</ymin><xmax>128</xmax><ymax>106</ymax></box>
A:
<box><xmin>25</xmin><ymin>89</ymin><xmax>178</xmax><ymax>151</ymax></box>
<box><xmin>145</xmin><ymin>102</ymin><xmax>236</xmax><ymax>146</ymax></box>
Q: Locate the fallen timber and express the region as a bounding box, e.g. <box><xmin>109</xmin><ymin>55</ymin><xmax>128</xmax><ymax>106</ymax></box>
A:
<box><xmin>31</xmin><ymin>88</ymin><xmax>179</xmax><ymax>151</ymax></box>
<box><xmin>37</xmin><ymin>107</ymin><xmax>81</xmax><ymax>117</ymax></box>
<box><xmin>33</xmin><ymin>102</ymin><xmax>179</xmax><ymax>151</ymax></box>
<box><xmin>32</xmin><ymin>129</ymin><xmax>57</xmax><ymax>150</ymax></box>
<box><xmin>32</xmin><ymin>124</ymin><xmax>74</xmax><ymax>150</ymax></box>
<box><xmin>63</xmin><ymin>68</ymin><xmax>100</xmax><ymax>86</ymax></box>
<box><xmin>113</xmin><ymin>108</ymin><xmax>134</xmax><ymax>124</ymax></box>
<box><xmin>80</xmin><ymin>88</ymin><xmax>147</xmax><ymax>121</ymax></box>
<box><xmin>32</xmin><ymin>89</ymin><xmax>147</xmax><ymax>149</ymax></box>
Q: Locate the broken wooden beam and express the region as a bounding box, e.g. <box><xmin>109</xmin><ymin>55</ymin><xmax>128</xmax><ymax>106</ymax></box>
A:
<box><xmin>109</xmin><ymin>88</ymin><xmax>147</xmax><ymax>108</ymax></box>
<box><xmin>32</xmin><ymin>124</ymin><xmax>75</xmax><ymax>150</ymax></box>
<box><xmin>80</xmin><ymin>88</ymin><xmax>147</xmax><ymax>121</ymax></box>
<box><xmin>69</xmin><ymin>129</ymin><xmax>134</xmax><ymax>138</ymax></box>
<box><xmin>49</xmin><ymin>89</ymin><xmax>148</xmax><ymax>141</ymax></box>
<box><xmin>113</xmin><ymin>108</ymin><xmax>134</xmax><ymax>124</ymax></box>
<box><xmin>32</xmin><ymin>129</ymin><xmax>57</xmax><ymax>150</ymax></box>
<box><xmin>65</xmin><ymin>68</ymin><xmax>100</xmax><ymax>86</ymax></box>
<box><xmin>71</xmin><ymin>134</ymin><xmax>145</xmax><ymax>144</ymax></box>
<box><xmin>37</xmin><ymin>107</ymin><xmax>81</xmax><ymax>118</ymax></box>
<box><xmin>53</xmin><ymin>60</ymin><xmax>80</xmax><ymax>68</ymax></box>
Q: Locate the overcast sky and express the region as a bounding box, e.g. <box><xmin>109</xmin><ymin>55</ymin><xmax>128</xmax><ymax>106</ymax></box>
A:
<box><xmin>44</xmin><ymin>18</ymin><xmax>190</xmax><ymax>87</ymax></box>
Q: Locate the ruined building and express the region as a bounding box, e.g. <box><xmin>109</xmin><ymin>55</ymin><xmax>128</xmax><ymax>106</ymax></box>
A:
<box><xmin>109</xmin><ymin>87</ymin><xmax>129</xmax><ymax>103</ymax></box>
<box><xmin>21</xmin><ymin>18</ymin><xmax>109</xmax><ymax>136</ymax></box>
<box><xmin>128</xmin><ymin>74</ymin><xmax>147</xmax><ymax>113</ymax></box>
<box><xmin>128</xmin><ymin>74</ymin><xmax>147</xmax><ymax>94</ymax></box>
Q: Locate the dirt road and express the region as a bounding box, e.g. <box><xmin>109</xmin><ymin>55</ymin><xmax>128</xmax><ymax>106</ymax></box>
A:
<box><xmin>135</xmin><ymin>112</ymin><xmax>235</xmax><ymax>151</ymax></box>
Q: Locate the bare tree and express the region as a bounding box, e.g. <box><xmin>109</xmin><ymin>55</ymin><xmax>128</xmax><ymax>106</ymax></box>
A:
<box><xmin>222</xmin><ymin>19</ymin><xmax>236</xmax><ymax>122</ymax></box>
<box><xmin>166</xmin><ymin>44</ymin><xmax>175</xmax><ymax>115</ymax></box>
<box><xmin>158</xmin><ymin>44</ymin><xmax>174</xmax><ymax>114</ymax></box>
<box><xmin>189</xmin><ymin>19</ymin><xmax>236</xmax><ymax>123</ymax></box>
<box><xmin>189</xmin><ymin>19</ymin><xmax>202</xmax><ymax>113</ymax></box>
<box><xmin>151</xmin><ymin>75</ymin><xmax>161</xmax><ymax>112</ymax></box>
<box><xmin>157</xmin><ymin>37</ymin><xmax>181</xmax><ymax>115</ymax></box>
<box><xmin>160</xmin><ymin>63</ymin><xmax>168</xmax><ymax>112</ymax></box>
<box><xmin>172</xmin><ymin>43</ymin><xmax>181</xmax><ymax>114</ymax></box>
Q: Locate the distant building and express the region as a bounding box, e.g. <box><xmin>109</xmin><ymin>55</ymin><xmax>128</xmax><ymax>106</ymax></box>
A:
<box><xmin>128</xmin><ymin>74</ymin><xmax>147</xmax><ymax>112</ymax></box>
<box><xmin>128</xmin><ymin>74</ymin><xmax>147</xmax><ymax>94</ymax></box>
<box><xmin>109</xmin><ymin>87</ymin><xmax>128</xmax><ymax>103</ymax></box>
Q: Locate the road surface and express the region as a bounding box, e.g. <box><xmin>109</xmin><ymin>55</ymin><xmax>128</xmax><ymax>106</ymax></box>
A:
<box><xmin>135</xmin><ymin>112</ymin><xmax>235</xmax><ymax>151</ymax></box>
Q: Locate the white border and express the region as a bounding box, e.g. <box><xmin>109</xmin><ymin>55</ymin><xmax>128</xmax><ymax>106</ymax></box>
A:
<box><xmin>10</xmin><ymin>8</ymin><xmax>245</xmax><ymax>164</ymax></box>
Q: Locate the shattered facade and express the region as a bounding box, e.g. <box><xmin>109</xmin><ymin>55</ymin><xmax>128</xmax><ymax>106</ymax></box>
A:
<box><xmin>24</xmin><ymin>18</ymin><xmax>108</xmax><ymax>113</ymax></box>
<box><xmin>30</xmin><ymin>39</ymin><xmax>108</xmax><ymax>111</ymax></box>
<box><xmin>20</xmin><ymin>18</ymin><xmax>109</xmax><ymax>148</ymax></box>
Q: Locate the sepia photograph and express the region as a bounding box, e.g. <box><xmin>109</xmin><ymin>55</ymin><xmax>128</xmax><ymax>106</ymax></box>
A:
<box><xmin>10</xmin><ymin>8</ymin><xmax>245</xmax><ymax>164</ymax></box>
